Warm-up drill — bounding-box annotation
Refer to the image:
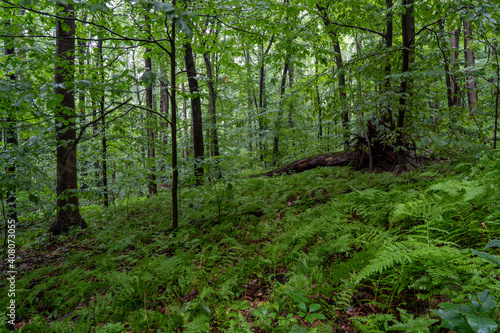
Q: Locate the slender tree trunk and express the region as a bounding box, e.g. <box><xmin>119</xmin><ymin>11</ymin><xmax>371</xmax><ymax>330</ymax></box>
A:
<box><xmin>272</xmin><ymin>53</ymin><xmax>290</xmax><ymax>166</ymax></box>
<box><xmin>493</xmin><ymin>44</ymin><xmax>499</xmax><ymax>149</ymax></box>
<box><xmin>98</xmin><ymin>40</ymin><xmax>109</xmax><ymax>207</ymax></box>
<box><xmin>317</xmin><ymin>4</ymin><xmax>348</xmax><ymax>150</ymax></box>
<box><xmin>396</xmin><ymin>0</ymin><xmax>414</xmax><ymax>171</ymax></box>
<box><xmin>203</xmin><ymin>52</ymin><xmax>220</xmax><ymax>158</ymax></box>
<box><xmin>145</xmin><ymin>39</ymin><xmax>157</xmax><ymax>195</ymax></box>
<box><xmin>450</xmin><ymin>27</ymin><xmax>461</xmax><ymax>107</ymax></box>
<box><xmin>160</xmin><ymin>81</ymin><xmax>169</xmax><ymax>145</ymax></box>
<box><xmin>463</xmin><ymin>20</ymin><xmax>478</xmax><ymax>113</ymax></box>
<box><xmin>183</xmin><ymin>43</ymin><xmax>204</xmax><ymax>185</ymax></box>
<box><xmin>170</xmin><ymin>5</ymin><xmax>178</xmax><ymax>229</ymax></box>
<box><xmin>245</xmin><ymin>50</ymin><xmax>253</xmax><ymax>152</ymax></box>
<box><xmin>50</xmin><ymin>3</ymin><xmax>86</xmax><ymax>234</ymax></box>
<box><xmin>382</xmin><ymin>0</ymin><xmax>394</xmax><ymax>130</ymax></box>
<box><xmin>315</xmin><ymin>56</ymin><xmax>323</xmax><ymax>140</ymax></box>
<box><xmin>438</xmin><ymin>20</ymin><xmax>454</xmax><ymax>108</ymax></box>
<box><xmin>181</xmin><ymin>83</ymin><xmax>189</xmax><ymax>157</ymax></box>
<box><xmin>288</xmin><ymin>60</ymin><xmax>294</xmax><ymax>128</ymax></box>
<box><xmin>258</xmin><ymin>36</ymin><xmax>274</xmax><ymax>163</ymax></box>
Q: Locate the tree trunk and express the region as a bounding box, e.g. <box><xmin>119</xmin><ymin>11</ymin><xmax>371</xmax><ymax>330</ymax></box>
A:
<box><xmin>463</xmin><ymin>20</ymin><xmax>478</xmax><ymax>112</ymax></box>
<box><xmin>438</xmin><ymin>20</ymin><xmax>454</xmax><ymax>109</ymax></box>
<box><xmin>170</xmin><ymin>6</ymin><xmax>178</xmax><ymax>229</ymax></box>
<box><xmin>272</xmin><ymin>53</ymin><xmax>290</xmax><ymax>166</ymax></box>
<box><xmin>288</xmin><ymin>60</ymin><xmax>294</xmax><ymax>128</ymax></box>
<box><xmin>50</xmin><ymin>3</ymin><xmax>86</xmax><ymax>235</ymax></box>
<box><xmin>245</xmin><ymin>50</ymin><xmax>253</xmax><ymax>152</ymax></box>
<box><xmin>203</xmin><ymin>52</ymin><xmax>220</xmax><ymax>158</ymax></box>
<box><xmin>145</xmin><ymin>40</ymin><xmax>157</xmax><ymax>195</ymax></box>
<box><xmin>316</xmin><ymin>4</ymin><xmax>348</xmax><ymax>150</ymax></box>
<box><xmin>396</xmin><ymin>0</ymin><xmax>414</xmax><ymax>171</ymax></box>
<box><xmin>450</xmin><ymin>28</ymin><xmax>461</xmax><ymax>107</ymax></box>
<box><xmin>258</xmin><ymin>36</ymin><xmax>274</xmax><ymax>164</ymax></box>
<box><xmin>382</xmin><ymin>0</ymin><xmax>394</xmax><ymax>130</ymax></box>
<box><xmin>160</xmin><ymin>80</ymin><xmax>169</xmax><ymax>145</ymax></box>
<box><xmin>98</xmin><ymin>40</ymin><xmax>109</xmax><ymax>207</ymax></box>
<box><xmin>183</xmin><ymin>42</ymin><xmax>204</xmax><ymax>185</ymax></box>
<box><xmin>315</xmin><ymin>56</ymin><xmax>323</xmax><ymax>140</ymax></box>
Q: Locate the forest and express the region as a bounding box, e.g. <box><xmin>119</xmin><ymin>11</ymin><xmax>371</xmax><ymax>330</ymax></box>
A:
<box><xmin>1</xmin><ymin>0</ymin><xmax>500</xmax><ymax>331</ymax></box>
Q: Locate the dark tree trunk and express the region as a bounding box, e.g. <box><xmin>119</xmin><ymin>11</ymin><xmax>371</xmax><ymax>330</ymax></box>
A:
<box><xmin>98</xmin><ymin>40</ymin><xmax>109</xmax><ymax>207</ymax></box>
<box><xmin>438</xmin><ymin>20</ymin><xmax>454</xmax><ymax>109</ymax></box>
<box><xmin>181</xmin><ymin>83</ymin><xmax>189</xmax><ymax>158</ymax></box>
<box><xmin>288</xmin><ymin>60</ymin><xmax>294</xmax><ymax>128</ymax></box>
<box><xmin>317</xmin><ymin>4</ymin><xmax>348</xmax><ymax>150</ymax></box>
<box><xmin>183</xmin><ymin>42</ymin><xmax>204</xmax><ymax>185</ymax></box>
<box><xmin>245</xmin><ymin>50</ymin><xmax>253</xmax><ymax>152</ymax></box>
<box><xmin>396</xmin><ymin>0</ymin><xmax>414</xmax><ymax>171</ymax></box>
<box><xmin>315</xmin><ymin>57</ymin><xmax>323</xmax><ymax>139</ymax></box>
<box><xmin>170</xmin><ymin>7</ymin><xmax>178</xmax><ymax>229</ymax></box>
<box><xmin>272</xmin><ymin>53</ymin><xmax>290</xmax><ymax>166</ymax></box>
<box><xmin>50</xmin><ymin>4</ymin><xmax>86</xmax><ymax>235</ymax></box>
<box><xmin>145</xmin><ymin>41</ymin><xmax>157</xmax><ymax>195</ymax></box>
<box><xmin>450</xmin><ymin>28</ymin><xmax>461</xmax><ymax>107</ymax></box>
<box><xmin>203</xmin><ymin>52</ymin><xmax>220</xmax><ymax>158</ymax></box>
<box><xmin>382</xmin><ymin>0</ymin><xmax>394</xmax><ymax>130</ymax></box>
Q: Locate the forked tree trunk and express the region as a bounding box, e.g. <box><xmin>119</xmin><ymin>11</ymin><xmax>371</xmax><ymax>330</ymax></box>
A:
<box><xmin>50</xmin><ymin>3</ymin><xmax>86</xmax><ymax>235</ymax></box>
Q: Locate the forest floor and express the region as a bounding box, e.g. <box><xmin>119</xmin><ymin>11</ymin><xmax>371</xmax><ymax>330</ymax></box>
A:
<box><xmin>1</xmin><ymin>149</ymin><xmax>500</xmax><ymax>332</ymax></box>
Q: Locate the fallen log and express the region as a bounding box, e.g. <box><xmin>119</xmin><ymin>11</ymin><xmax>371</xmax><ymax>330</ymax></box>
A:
<box><xmin>256</xmin><ymin>135</ymin><xmax>418</xmax><ymax>177</ymax></box>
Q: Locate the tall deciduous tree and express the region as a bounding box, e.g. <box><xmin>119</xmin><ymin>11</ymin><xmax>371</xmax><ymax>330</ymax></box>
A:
<box><xmin>463</xmin><ymin>20</ymin><xmax>478</xmax><ymax>112</ymax></box>
<box><xmin>183</xmin><ymin>42</ymin><xmax>204</xmax><ymax>184</ymax></box>
<box><xmin>145</xmin><ymin>28</ymin><xmax>157</xmax><ymax>196</ymax></box>
<box><xmin>395</xmin><ymin>0</ymin><xmax>415</xmax><ymax>171</ymax></box>
<box><xmin>50</xmin><ymin>2</ymin><xmax>86</xmax><ymax>234</ymax></box>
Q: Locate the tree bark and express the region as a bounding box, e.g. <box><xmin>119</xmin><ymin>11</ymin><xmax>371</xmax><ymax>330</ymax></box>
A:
<box><xmin>98</xmin><ymin>40</ymin><xmax>109</xmax><ymax>207</ymax></box>
<box><xmin>170</xmin><ymin>6</ymin><xmax>178</xmax><ymax>229</ymax></box>
<box><xmin>50</xmin><ymin>3</ymin><xmax>86</xmax><ymax>234</ymax></box>
<box><xmin>450</xmin><ymin>28</ymin><xmax>461</xmax><ymax>107</ymax></box>
<box><xmin>245</xmin><ymin>50</ymin><xmax>253</xmax><ymax>152</ymax></box>
<box><xmin>316</xmin><ymin>4</ymin><xmax>348</xmax><ymax>150</ymax></box>
<box><xmin>272</xmin><ymin>53</ymin><xmax>290</xmax><ymax>166</ymax></box>
<box><xmin>382</xmin><ymin>0</ymin><xmax>394</xmax><ymax>130</ymax></box>
<box><xmin>463</xmin><ymin>20</ymin><xmax>478</xmax><ymax>112</ymax></box>
<box><xmin>438</xmin><ymin>20</ymin><xmax>454</xmax><ymax>109</ymax></box>
<box><xmin>145</xmin><ymin>40</ymin><xmax>157</xmax><ymax>195</ymax></box>
<box><xmin>396</xmin><ymin>0</ymin><xmax>414</xmax><ymax>171</ymax></box>
<box><xmin>183</xmin><ymin>42</ymin><xmax>204</xmax><ymax>184</ymax></box>
<box><xmin>203</xmin><ymin>52</ymin><xmax>220</xmax><ymax>158</ymax></box>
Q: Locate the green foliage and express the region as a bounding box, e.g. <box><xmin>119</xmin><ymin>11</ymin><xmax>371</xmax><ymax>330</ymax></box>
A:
<box><xmin>431</xmin><ymin>290</ymin><xmax>498</xmax><ymax>333</ymax></box>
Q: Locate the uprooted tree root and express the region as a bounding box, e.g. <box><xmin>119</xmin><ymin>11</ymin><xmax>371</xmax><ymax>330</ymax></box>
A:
<box><xmin>258</xmin><ymin>135</ymin><xmax>419</xmax><ymax>177</ymax></box>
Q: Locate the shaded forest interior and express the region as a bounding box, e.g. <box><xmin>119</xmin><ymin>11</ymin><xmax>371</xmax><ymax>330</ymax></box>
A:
<box><xmin>1</xmin><ymin>0</ymin><xmax>500</xmax><ymax>332</ymax></box>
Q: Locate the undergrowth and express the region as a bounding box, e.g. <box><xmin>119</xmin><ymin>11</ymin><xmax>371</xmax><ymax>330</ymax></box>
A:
<box><xmin>1</xmin><ymin>149</ymin><xmax>500</xmax><ymax>332</ymax></box>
